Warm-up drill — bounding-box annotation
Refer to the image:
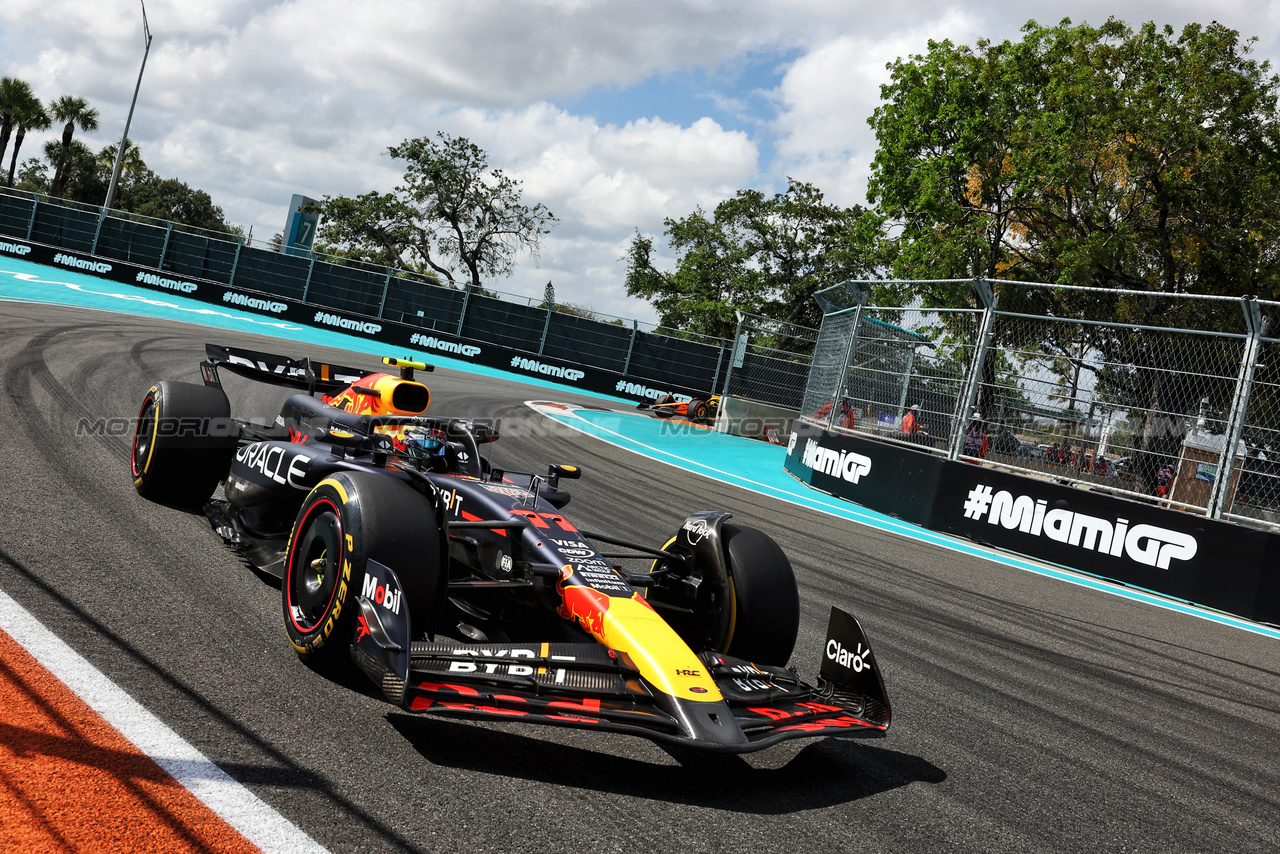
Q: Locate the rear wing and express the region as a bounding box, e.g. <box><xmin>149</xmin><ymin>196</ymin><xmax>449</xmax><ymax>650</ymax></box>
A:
<box><xmin>200</xmin><ymin>343</ymin><xmax>375</xmax><ymax>395</ymax></box>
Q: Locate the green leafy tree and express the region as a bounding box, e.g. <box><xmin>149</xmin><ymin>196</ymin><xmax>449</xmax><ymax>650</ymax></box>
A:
<box><xmin>6</xmin><ymin>88</ymin><xmax>49</xmax><ymax>187</ymax></box>
<box><xmin>117</xmin><ymin>170</ymin><xmax>236</xmax><ymax>234</ymax></box>
<box><xmin>870</xmin><ymin>17</ymin><xmax>1280</xmax><ymax>299</ymax></box>
<box><xmin>624</xmin><ymin>179</ymin><xmax>882</xmax><ymax>337</ymax></box>
<box><xmin>317</xmin><ymin>132</ymin><xmax>557</xmax><ymax>288</ymax></box>
<box><xmin>13</xmin><ymin>157</ymin><xmax>47</xmax><ymax>192</ymax></box>
<box><xmin>48</xmin><ymin>95</ymin><xmax>100</xmax><ymax>199</ymax></box>
<box><xmin>42</xmin><ymin>138</ymin><xmax>107</xmax><ymax>204</ymax></box>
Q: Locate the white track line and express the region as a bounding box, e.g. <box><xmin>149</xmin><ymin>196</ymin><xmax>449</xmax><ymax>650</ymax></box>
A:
<box><xmin>0</xmin><ymin>587</ymin><xmax>328</xmax><ymax>854</ymax></box>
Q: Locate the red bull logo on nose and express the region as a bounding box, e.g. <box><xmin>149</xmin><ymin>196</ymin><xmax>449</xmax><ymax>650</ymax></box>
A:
<box><xmin>558</xmin><ymin>584</ymin><xmax>611</xmax><ymax>637</ymax></box>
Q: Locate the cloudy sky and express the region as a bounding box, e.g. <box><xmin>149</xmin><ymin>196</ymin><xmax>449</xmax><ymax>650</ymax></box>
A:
<box><xmin>3</xmin><ymin>1</ymin><xmax>1279</xmax><ymax>321</ymax></box>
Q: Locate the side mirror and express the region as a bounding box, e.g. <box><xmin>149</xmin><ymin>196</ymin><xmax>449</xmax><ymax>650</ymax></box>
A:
<box><xmin>548</xmin><ymin>464</ymin><xmax>582</xmax><ymax>481</ymax></box>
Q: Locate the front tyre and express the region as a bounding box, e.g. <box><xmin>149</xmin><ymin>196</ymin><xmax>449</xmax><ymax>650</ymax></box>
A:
<box><xmin>720</xmin><ymin>524</ymin><xmax>799</xmax><ymax>665</ymax></box>
<box><xmin>282</xmin><ymin>472</ymin><xmax>441</xmax><ymax>673</ymax></box>
<box><xmin>131</xmin><ymin>381</ymin><xmax>233</xmax><ymax>505</ymax></box>
<box><xmin>649</xmin><ymin>523</ymin><xmax>799</xmax><ymax>666</ymax></box>
<box><xmin>687</xmin><ymin>399</ymin><xmax>709</xmax><ymax>423</ymax></box>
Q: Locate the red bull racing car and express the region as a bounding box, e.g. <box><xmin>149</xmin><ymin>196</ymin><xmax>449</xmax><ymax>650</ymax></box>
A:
<box><xmin>130</xmin><ymin>344</ymin><xmax>890</xmax><ymax>753</ymax></box>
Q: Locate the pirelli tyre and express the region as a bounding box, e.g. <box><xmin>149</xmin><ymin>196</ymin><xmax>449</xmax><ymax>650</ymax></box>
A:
<box><xmin>131</xmin><ymin>381</ymin><xmax>234</xmax><ymax>505</ymax></box>
<box><xmin>282</xmin><ymin>471</ymin><xmax>441</xmax><ymax>672</ymax></box>
<box><xmin>650</xmin><ymin>523</ymin><xmax>799</xmax><ymax>666</ymax></box>
<box><xmin>687</xmin><ymin>399</ymin><xmax>710</xmax><ymax>423</ymax></box>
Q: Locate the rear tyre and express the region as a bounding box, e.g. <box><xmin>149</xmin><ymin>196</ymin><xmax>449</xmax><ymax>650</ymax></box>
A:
<box><xmin>282</xmin><ymin>472</ymin><xmax>441</xmax><ymax>673</ymax></box>
<box><xmin>131</xmin><ymin>381</ymin><xmax>234</xmax><ymax>505</ymax></box>
<box><xmin>688</xmin><ymin>399</ymin><xmax>709</xmax><ymax>423</ymax></box>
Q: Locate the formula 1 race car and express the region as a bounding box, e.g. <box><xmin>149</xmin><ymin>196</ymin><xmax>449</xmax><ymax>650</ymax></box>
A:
<box><xmin>637</xmin><ymin>393</ymin><xmax>720</xmax><ymax>424</ymax></box>
<box><xmin>129</xmin><ymin>344</ymin><xmax>890</xmax><ymax>752</ymax></box>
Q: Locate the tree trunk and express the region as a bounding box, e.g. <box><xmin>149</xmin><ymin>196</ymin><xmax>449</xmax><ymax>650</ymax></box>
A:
<box><xmin>7</xmin><ymin>127</ymin><xmax>25</xmax><ymax>186</ymax></box>
<box><xmin>49</xmin><ymin>121</ymin><xmax>73</xmax><ymax>198</ymax></box>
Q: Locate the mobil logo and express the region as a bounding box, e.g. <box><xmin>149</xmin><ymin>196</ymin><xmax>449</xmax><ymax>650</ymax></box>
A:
<box><xmin>360</xmin><ymin>573</ymin><xmax>402</xmax><ymax>615</ymax></box>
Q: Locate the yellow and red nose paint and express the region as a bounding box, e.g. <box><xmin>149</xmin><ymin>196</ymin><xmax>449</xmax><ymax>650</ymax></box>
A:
<box><xmin>323</xmin><ymin>372</ymin><xmax>429</xmax><ymax>417</ymax></box>
<box><xmin>557</xmin><ymin>570</ymin><xmax>721</xmax><ymax>703</ymax></box>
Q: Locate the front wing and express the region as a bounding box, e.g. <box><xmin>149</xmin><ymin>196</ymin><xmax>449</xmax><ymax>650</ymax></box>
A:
<box><xmin>352</xmin><ymin>560</ymin><xmax>890</xmax><ymax>753</ymax></box>
<box><xmin>395</xmin><ymin>643</ymin><xmax>888</xmax><ymax>752</ymax></box>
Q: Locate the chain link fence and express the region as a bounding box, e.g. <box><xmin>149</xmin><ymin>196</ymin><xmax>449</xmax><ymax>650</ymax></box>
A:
<box><xmin>800</xmin><ymin>279</ymin><xmax>1280</xmax><ymax>530</ymax></box>
<box><xmin>718</xmin><ymin>313</ymin><xmax>818</xmax><ymax>409</ymax></box>
<box><xmin>802</xmin><ymin>282</ymin><xmax>986</xmax><ymax>453</ymax></box>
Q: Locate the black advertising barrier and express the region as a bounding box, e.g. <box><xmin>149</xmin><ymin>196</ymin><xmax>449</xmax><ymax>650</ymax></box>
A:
<box><xmin>931</xmin><ymin>459</ymin><xmax>1279</xmax><ymax>623</ymax></box>
<box><xmin>784</xmin><ymin>419</ymin><xmax>943</xmax><ymax>526</ymax></box>
<box><xmin>784</xmin><ymin>419</ymin><xmax>1280</xmax><ymax>624</ymax></box>
<box><xmin>0</xmin><ymin>239</ymin><xmax>712</xmax><ymax>405</ymax></box>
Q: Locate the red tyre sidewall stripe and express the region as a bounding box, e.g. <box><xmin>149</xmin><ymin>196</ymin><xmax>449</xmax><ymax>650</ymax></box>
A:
<box><xmin>285</xmin><ymin>496</ymin><xmax>344</xmax><ymax>634</ymax></box>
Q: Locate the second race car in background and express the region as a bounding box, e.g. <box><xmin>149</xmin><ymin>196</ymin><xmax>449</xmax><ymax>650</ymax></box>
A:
<box><xmin>637</xmin><ymin>393</ymin><xmax>720</xmax><ymax>424</ymax></box>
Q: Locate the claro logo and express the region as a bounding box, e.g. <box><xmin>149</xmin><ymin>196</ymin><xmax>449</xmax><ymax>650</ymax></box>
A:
<box><xmin>798</xmin><ymin>438</ymin><xmax>871</xmax><ymax>484</ymax></box>
<box><xmin>961</xmin><ymin>484</ymin><xmax>1198</xmax><ymax>570</ymax></box>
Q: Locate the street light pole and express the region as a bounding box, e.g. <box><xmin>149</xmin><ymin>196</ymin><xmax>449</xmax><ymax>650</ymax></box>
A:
<box><xmin>104</xmin><ymin>0</ymin><xmax>152</xmax><ymax>212</ymax></box>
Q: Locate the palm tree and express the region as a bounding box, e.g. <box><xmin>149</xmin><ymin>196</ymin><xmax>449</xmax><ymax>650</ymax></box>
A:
<box><xmin>97</xmin><ymin>140</ymin><xmax>146</xmax><ymax>183</ymax></box>
<box><xmin>0</xmin><ymin>77</ymin><xmax>37</xmax><ymax>171</ymax></box>
<box><xmin>7</xmin><ymin>92</ymin><xmax>50</xmax><ymax>187</ymax></box>
<box><xmin>48</xmin><ymin>95</ymin><xmax>99</xmax><ymax>199</ymax></box>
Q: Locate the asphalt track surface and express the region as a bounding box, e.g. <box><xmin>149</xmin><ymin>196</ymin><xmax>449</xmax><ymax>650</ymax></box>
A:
<box><xmin>1</xmin><ymin>301</ymin><xmax>1278</xmax><ymax>853</ymax></box>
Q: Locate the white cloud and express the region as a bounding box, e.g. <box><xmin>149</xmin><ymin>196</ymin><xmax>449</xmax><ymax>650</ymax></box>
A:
<box><xmin>4</xmin><ymin>0</ymin><xmax>1280</xmax><ymax>321</ymax></box>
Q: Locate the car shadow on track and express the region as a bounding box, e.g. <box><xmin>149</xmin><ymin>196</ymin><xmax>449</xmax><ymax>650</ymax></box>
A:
<box><xmin>386</xmin><ymin>715</ymin><xmax>944</xmax><ymax>811</ymax></box>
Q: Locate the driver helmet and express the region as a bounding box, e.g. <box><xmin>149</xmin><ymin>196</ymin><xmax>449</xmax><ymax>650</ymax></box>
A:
<box><xmin>404</xmin><ymin>427</ymin><xmax>448</xmax><ymax>460</ymax></box>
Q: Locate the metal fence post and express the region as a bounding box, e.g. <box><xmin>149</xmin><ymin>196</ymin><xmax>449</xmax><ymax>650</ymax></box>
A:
<box><xmin>157</xmin><ymin>221</ymin><xmax>173</xmax><ymax>271</ymax></box>
<box><xmin>377</xmin><ymin>267</ymin><xmax>392</xmax><ymax>319</ymax></box>
<box><xmin>721</xmin><ymin>313</ymin><xmax>747</xmax><ymax>397</ymax></box>
<box><xmin>949</xmin><ymin>278</ymin><xmax>998</xmax><ymax>459</ymax></box>
<box><xmin>301</xmin><ymin>253</ymin><xmax>316</xmax><ymax>302</ymax></box>
<box><xmin>1208</xmin><ymin>297</ymin><xmax>1265</xmax><ymax>518</ymax></box>
<box><xmin>538</xmin><ymin>299</ymin><xmax>554</xmax><ymax>355</ymax></box>
<box><xmin>712</xmin><ymin>336</ymin><xmax>725</xmax><ymax>390</ymax></box>
<box><xmin>26</xmin><ymin>194</ymin><xmax>38</xmax><ymax>240</ymax></box>
<box><xmin>829</xmin><ymin>287</ymin><xmax>867</xmax><ymax>429</ymax></box>
<box><xmin>228</xmin><ymin>235</ymin><xmax>243</xmax><ymax>287</ymax></box>
<box><xmin>623</xmin><ymin>320</ymin><xmax>639</xmax><ymax>375</ymax></box>
<box><xmin>90</xmin><ymin>207</ymin><xmax>106</xmax><ymax>256</ymax></box>
<box><xmin>456</xmin><ymin>284</ymin><xmax>472</xmax><ymax>337</ymax></box>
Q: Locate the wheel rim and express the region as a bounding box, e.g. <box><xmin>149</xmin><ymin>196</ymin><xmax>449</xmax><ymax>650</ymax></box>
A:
<box><xmin>131</xmin><ymin>396</ymin><xmax>157</xmax><ymax>478</ymax></box>
<box><xmin>287</xmin><ymin>500</ymin><xmax>343</xmax><ymax>632</ymax></box>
